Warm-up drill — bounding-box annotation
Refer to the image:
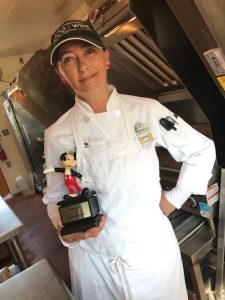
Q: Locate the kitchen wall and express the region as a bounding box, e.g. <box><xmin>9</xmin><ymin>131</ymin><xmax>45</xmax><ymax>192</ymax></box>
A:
<box><xmin>0</xmin><ymin>99</ymin><xmax>34</xmax><ymax>196</ymax></box>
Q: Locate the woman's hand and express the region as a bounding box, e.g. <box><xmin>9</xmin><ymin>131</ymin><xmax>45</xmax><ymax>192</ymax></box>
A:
<box><xmin>57</xmin><ymin>215</ymin><xmax>106</xmax><ymax>243</ymax></box>
<box><xmin>159</xmin><ymin>191</ymin><xmax>176</xmax><ymax>216</ymax></box>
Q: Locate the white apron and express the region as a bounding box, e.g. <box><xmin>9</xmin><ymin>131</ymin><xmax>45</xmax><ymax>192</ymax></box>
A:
<box><xmin>68</xmin><ymin>93</ymin><xmax>188</xmax><ymax>300</ymax></box>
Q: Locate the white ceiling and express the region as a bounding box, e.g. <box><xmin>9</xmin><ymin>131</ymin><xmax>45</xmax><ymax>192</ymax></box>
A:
<box><xmin>0</xmin><ymin>0</ymin><xmax>104</xmax><ymax>91</ymax></box>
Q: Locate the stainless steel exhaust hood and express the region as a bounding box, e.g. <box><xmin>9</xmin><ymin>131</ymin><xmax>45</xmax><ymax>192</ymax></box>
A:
<box><xmin>94</xmin><ymin>1</ymin><xmax>182</xmax><ymax>96</ymax></box>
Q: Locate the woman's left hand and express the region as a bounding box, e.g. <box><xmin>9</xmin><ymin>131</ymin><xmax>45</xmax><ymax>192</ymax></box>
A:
<box><xmin>57</xmin><ymin>215</ymin><xmax>106</xmax><ymax>243</ymax></box>
<box><xmin>159</xmin><ymin>191</ymin><xmax>176</xmax><ymax>216</ymax></box>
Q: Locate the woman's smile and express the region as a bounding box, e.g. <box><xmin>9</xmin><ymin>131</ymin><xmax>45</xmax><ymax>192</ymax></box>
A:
<box><xmin>79</xmin><ymin>72</ymin><xmax>97</xmax><ymax>84</ymax></box>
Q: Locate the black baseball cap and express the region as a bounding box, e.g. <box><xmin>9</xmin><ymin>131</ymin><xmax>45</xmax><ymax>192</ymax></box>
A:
<box><xmin>50</xmin><ymin>20</ymin><xmax>105</xmax><ymax>65</ymax></box>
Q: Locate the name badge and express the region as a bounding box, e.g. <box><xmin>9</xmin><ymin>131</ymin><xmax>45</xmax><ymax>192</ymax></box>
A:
<box><xmin>134</xmin><ymin>122</ymin><xmax>153</xmax><ymax>144</ymax></box>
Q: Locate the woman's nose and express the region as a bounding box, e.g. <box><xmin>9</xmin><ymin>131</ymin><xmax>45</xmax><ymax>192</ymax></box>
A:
<box><xmin>77</xmin><ymin>58</ymin><xmax>88</xmax><ymax>73</ymax></box>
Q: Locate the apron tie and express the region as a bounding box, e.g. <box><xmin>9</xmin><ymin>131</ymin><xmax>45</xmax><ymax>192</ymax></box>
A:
<box><xmin>110</xmin><ymin>257</ymin><xmax>134</xmax><ymax>300</ymax></box>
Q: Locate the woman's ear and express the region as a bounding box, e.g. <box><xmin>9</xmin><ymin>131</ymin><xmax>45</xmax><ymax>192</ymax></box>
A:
<box><xmin>104</xmin><ymin>49</ymin><xmax>110</xmax><ymax>64</ymax></box>
<box><xmin>104</xmin><ymin>49</ymin><xmax>110</xmax><ymax>67</ymax></box>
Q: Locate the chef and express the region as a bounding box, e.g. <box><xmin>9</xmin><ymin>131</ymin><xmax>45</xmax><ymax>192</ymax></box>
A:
<box><xmin>43</xmin><ymin>19</ymin><xmax>216</xmax><ymax>300</ymax></box>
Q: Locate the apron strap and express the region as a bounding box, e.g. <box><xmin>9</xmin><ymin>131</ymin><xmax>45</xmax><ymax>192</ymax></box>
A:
<box><xmin>79</xmin><ymin>245</ymin><xmax>135</xmax><ymax>300</ymax></box>
<box><xmin>71</xmin><ymin>106</ymin><xmax>85</xmax><ymax>150</ymax></box>
<box><xmin>119</xmin><ymin>96</ymin><xmax>143</xmax><ymax>151</ymax></box>
<box><xmin>117</xmin><ymin>95</ymin><xmax>134</xmax><ymax>139</ymax></box>
<box><xmin>110</xmin><ymin>257</ymin><xmax>135</xmax><ymax>300</ymax></box>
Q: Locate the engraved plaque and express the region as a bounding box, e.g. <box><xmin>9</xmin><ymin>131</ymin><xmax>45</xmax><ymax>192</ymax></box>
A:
<box><xmin>57</xmin><ymin>188</ymin><xmax>102</xmax><ymax>235</ymax></box>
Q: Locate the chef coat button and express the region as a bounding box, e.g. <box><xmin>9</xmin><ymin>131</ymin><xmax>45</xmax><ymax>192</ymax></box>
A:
<box><xmin>115</xmin><ymin>110</ymin><xmax>121</xmax><ymax>117</ymax></box>
<box><xmin>84</xmin><ymin>116</ymin><xmax>90</xmax><ymax>123</ymax></box>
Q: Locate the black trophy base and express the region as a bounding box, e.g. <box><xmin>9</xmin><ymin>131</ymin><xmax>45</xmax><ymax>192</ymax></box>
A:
<box><xmin>57</xmin><ymin>188</ymin><xmax>102</xmax><ymax>236</ymax></box>
<box><xmin>61</xmin><ymin>214</ymin><xmax>101</xmax><ymax>236</ymax></box>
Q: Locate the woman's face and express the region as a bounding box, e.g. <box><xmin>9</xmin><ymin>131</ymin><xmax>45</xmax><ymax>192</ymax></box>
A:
<box><xmin>56</xmin><ymin>41</ymin><xmax>110</xmax><ymax>101</ymax></box>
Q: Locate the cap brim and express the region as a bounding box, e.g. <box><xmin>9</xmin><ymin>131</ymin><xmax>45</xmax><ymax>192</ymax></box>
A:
<box><xmin>50</xmin><ymin>37</ymin><xmax>103</xmax><ymax>65</ymax></box>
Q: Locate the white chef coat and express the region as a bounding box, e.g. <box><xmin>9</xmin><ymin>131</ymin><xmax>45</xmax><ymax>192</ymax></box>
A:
<box><xmin>43</xmin><ymin>85</ymin><xmax>215</xmax><ymax>300</ymax></box>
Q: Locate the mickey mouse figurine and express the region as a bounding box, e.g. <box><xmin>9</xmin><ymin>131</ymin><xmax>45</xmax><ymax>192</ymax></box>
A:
<box><xmin>44</xmin><ymin>149</ymin><xmax>88</xmax><ymax>198</ymax></box>
<box><xmin>44</xmin><ymin>149</ymin><xmax>101</xmax><ymax>235</ymax></box>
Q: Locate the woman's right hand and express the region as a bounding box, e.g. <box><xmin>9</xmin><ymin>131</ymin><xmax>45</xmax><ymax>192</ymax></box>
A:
<box><xmin>57</xmin><ymin>215</ymin><xmax>106</xmax><ymax>243</ymax></box>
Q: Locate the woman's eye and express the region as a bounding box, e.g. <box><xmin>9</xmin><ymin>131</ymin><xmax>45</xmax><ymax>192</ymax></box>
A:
<box><xmin>86</xmin><ymin>48</ymin><xmax>95</xmax><ymax>55</ymax></box>
<box><xmin>63</xmin><ymin>56</ymin><xmax>74</xmax><ymax>64</ymax></box>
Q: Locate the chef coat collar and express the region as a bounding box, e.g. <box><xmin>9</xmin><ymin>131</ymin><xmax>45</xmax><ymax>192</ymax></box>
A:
<box><xmin>75</xmin><ymin>85</ymin><xmax>121</xmax><ymax>113</ymax></box>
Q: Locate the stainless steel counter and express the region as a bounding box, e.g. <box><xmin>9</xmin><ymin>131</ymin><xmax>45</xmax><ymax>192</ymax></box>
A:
<box><xmin>0</xmin><ymin>258</ymin><xmax>75</xmax><ymax>300</ymax></box>
<box><xmin>0</xmin><ymin>196</ymin><xmax>28</xmax><ymax>269</ymax></box>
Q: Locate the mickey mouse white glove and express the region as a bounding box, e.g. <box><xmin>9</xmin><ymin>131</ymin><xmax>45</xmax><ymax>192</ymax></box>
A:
<box><xmin>43</xmin><ymin>167</ymin><xmax>55</xmax><ymax>174</ymax></box>
<box><xmin>81</xmin><ymin>175</ymin><xmax>92</xmax><ymax>183</ymax></box>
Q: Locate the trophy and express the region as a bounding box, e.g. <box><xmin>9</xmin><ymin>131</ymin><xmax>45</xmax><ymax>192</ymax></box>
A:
<box><xmin>44</xmin><ymin>149</ymin><xmax>102</xmax><ymax>235</ymax></box>
<box><xmin>58</xmin><ymin>188</ymin><xmax>102</xmax><ymax>235</ymax></box>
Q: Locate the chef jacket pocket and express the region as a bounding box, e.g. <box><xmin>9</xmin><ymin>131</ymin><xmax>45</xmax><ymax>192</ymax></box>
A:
<box><xmin>84</xmin><ymin>138</ymin><xmax>140</xmax><ymax>163</ymax></box>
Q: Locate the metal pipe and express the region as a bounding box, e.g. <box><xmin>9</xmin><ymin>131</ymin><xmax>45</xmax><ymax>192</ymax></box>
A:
<box><xmin>187</xmin><ymin>262</ymin><xmax>208</xmax><ymax>300</ymax></box>
<box><xmin>9</xmin><ymin>236</ymin><xmax>28</xmax><ymax>270</ymax></box>
<box><xmin>215</xmin><ymin>168</ymin><xmax>225</xmax><ymax>299</ymax></box>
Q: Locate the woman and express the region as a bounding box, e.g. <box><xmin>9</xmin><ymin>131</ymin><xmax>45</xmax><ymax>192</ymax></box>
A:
<box><xmin>43</xmin><ymin>20</ymin><xmax>216</xmax><ymax>300</ymax></box>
